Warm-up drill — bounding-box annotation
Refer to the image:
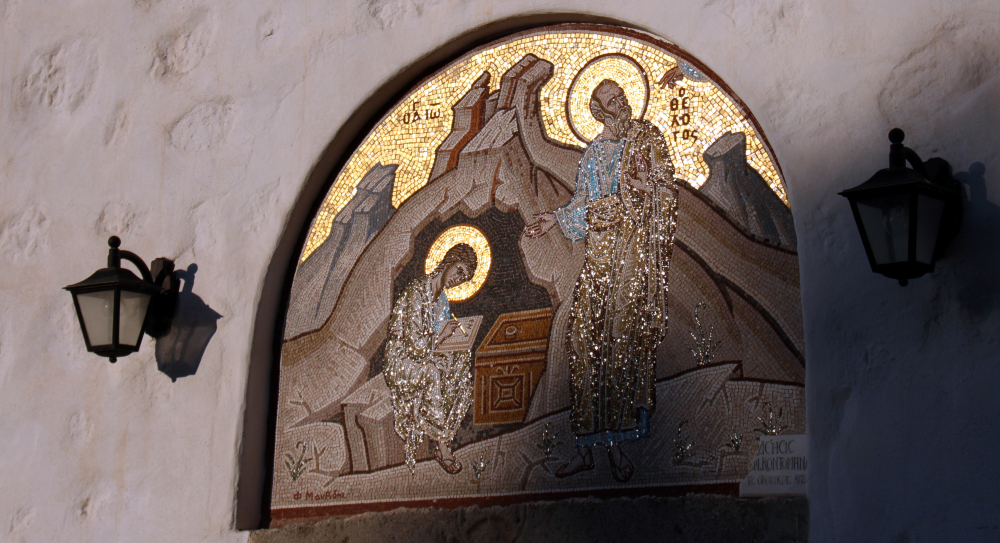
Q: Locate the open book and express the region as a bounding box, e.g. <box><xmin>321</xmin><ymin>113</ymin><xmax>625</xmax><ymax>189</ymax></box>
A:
<box><xmin>435</xmin><ymin>315</ymin><xmax>484</xmax><ymax>352</ymax></box>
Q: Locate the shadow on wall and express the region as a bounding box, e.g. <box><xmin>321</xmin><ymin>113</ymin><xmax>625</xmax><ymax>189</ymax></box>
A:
<box><xmin>944</xmin><ymin>163</ymin><xmax>1000</xmax><ymax>325</ymax></box>
<box><xmin>155</xmin><ymin>264</ymin><xmax>222</xmax><ymax>381</ymax></box>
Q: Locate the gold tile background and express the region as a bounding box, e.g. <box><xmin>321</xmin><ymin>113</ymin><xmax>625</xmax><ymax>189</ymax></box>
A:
<box><xmin>301</xmin><ymin>30</ymin><xmax>786</xmax><ymax>262</ymax></box>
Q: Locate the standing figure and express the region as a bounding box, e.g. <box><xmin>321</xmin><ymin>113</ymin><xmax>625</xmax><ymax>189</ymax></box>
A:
<box><xmin>384</xmin><ymin>244</ymin><xmax>478</xmax><ymax>475</ymax></box>
<box><xmin>524</xmin><ymin>79</ymin><xmax>678</xmax><ymax>482</ymax></box>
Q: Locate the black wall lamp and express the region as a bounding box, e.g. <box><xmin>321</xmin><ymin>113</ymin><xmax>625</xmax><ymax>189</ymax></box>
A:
<box><xmin>64</xmin><ymin>236</ymin><xmax>177</xmax><ymax>362</ymax></box>
<box><xmin>839</xmin><ymin>129</ymin><xmax>963</xmax><ymax>286</ymax></box>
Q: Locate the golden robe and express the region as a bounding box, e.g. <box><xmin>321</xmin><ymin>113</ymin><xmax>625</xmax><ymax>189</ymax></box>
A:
<box><xmin>383</xmin><ymin>275</ymin><xmax>473</xmax><ymax>472</ymax></box>
<box><xmin>555</xmin><ymin>120</ymin><xmax>678</xmax><ymax>447</ymax></box>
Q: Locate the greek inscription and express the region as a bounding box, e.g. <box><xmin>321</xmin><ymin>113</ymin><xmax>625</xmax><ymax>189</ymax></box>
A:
<box><xmin>672</xmin><ymin>129</ymin><xmax>698</xmax><ymax>142</ymax></box>
<box><xmin>757</xmin><ymin>438</ymin><xmax>796</xmax><ymax>455</ymax></box>
<box><xmin>400</xmin><ymin>100</ymin><xmax>442</xmax><ymax>124</ymax></box>
<box><xmin>740</xmin><ymin>435</ymin><xmax>807</xmax><ymax>497</ymax></box>
<box><xmin>751</xmin><ymin>455</ymin><xmax>808</xmax><ymax>472</ymax></box>
<box><xmin>746</xmin><ymin>474</ymin><xmax>806</xmax><ymax>486</ymax></box>
<box><xmin>669</xmin><ymin>88</ymin><xmax>697</xmax><ymax>142</ymax></box>
<box><xmin>670</xmin><ymin>113</ymin><xmax>691</xmax><ymax>127</ymax></box>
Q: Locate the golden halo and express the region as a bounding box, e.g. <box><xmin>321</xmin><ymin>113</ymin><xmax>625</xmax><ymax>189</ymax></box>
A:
<box><xmin>424</xmin><ymin>225</ymin><xmax>491</xmax><ymax>302</ymax></box>
<box><xmin>567</xmin><ymin>54</ymin><xmax>650</xmax><ymax>144</ymax></box>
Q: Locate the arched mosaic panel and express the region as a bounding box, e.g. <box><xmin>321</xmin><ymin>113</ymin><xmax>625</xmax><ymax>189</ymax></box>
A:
<box><xmin>272</xmin><ymin>24</ymin><xmax>804</xmax><ymax>523</ymax></box>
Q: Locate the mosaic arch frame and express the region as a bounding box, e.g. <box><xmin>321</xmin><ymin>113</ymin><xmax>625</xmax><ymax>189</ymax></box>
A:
<box><xmin>270</xmin><ymin>23</ymin><xmax>804</xmax><ymax>525</ymax></box>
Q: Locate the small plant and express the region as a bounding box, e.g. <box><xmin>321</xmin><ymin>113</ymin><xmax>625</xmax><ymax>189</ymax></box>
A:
<box><xmin>672</xmin><ymin>421</ymin><xmax>696</xmax><ymax>465</ymax></box>
<box><xmin>284</xmin><ymin>441</ymin><xmax>313</xmax><ymax>482</ymax></box>
<box><xmin>690</xmin><ymin>303</ymin><xmax>722</xmax><ymax>366</ymax></box>
<box><xmin>725</xmin><ymin>428</ymin><xmax>744</xmax><ymax>452</ymax></box>
<box><xmin>535</xmin><ymin>423</ymin><xmax>562</xmax><ymax>458</ymax></box>
<box><xmin>472</xmin><ymin>453</ymin><xmax>491</xmax><ymax>491</ymax></box>
<box><xmin>754</xmin><ymin>402</ymin><xmax>789</xmax><ymax>437</ymax></box>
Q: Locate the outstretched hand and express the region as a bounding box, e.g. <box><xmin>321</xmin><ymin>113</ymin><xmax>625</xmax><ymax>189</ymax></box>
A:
<box><xmin>524</xmin><ymin>212</ymin><xmax>557</xmax><ymax>238</ymax></box>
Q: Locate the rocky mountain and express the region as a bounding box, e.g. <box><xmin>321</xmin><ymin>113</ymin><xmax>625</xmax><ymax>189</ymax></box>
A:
<box><xmin>284</xmin><ymin>163</ymin><xmax>397</xmax><ymax>339</ymax></box>
<box><xmin>699</xmin><ymin>131</ymin><xmax>797</xmax><ymax>248</ymax></box>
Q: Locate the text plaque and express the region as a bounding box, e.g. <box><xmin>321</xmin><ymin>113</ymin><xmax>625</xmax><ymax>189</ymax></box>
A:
<box><xmin>739</xmin><ymin>434</ymin><xmax>807</xmax><ymax>497</ymax></box>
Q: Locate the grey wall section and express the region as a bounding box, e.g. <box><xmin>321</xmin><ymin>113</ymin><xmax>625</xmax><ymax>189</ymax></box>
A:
<box><xmin>798</xmin><ymin>19</ymin><xmax>1000</xmax><ymax>543</ymax></box>
<box><xmin>0</xmin><ymin>1</ymin><xmax>997</xmax><ymax>542</ymax></box>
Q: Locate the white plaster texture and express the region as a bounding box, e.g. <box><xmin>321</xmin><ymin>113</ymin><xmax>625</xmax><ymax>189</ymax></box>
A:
<box><xmin>0</xmin><ymin>1</ymin><xmax>997</xmax><ymax>542</ymax></box>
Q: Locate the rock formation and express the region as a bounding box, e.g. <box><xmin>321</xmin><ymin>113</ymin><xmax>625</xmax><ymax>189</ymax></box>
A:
<box><xmin>284</xmin><ymin>163</ymin><xmax>397</xmax><ymax>338</ymax></box>
<box><xmin>699</xmin><ymin>131</ymin><xmax>797</xmax><ymax>248</ymax></box>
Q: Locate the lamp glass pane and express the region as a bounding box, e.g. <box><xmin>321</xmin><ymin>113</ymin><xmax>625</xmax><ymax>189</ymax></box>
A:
<box><xmin>118</xmin><ymin>291</ymin><xmax>152</xmax><ymax>347</ymax></box>
<box><xmin>915</xmin><ymin>194</ymin><xmax>946</xmax><ymax>265</ymax></box>
<box><xmin>77</xmin><ymin>290</ymin><xmax>115</xmax><ymax>347</ymax></box>
<box><xmin>856</xmin><ymin>195</ymin><xmax>910</xmax><ymax>265</ymax></box>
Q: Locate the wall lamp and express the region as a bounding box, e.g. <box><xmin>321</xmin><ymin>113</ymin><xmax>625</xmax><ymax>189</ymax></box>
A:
<box><xmin>839</xmin><ymin>129</ymin><xmax>963</xmax><ymax>286</ymax></box>
<box><xmin>64</xmin><ymin>236</ymin><xmax>177</xmax><ymax>362</ymax></box>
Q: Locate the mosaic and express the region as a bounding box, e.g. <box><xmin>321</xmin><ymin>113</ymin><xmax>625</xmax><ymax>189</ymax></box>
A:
<box><xmin>273</xmin><ymin>24</ymin><xmax>804</xmax><ymax>525</ymax></box>
<box><xmin>299</xmin><ymin>27</ymin><xmax>787</xmax><ymax>263</ymax></box>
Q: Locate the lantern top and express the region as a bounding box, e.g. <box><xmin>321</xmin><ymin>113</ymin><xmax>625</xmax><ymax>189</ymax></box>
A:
<box><xmin>63</xmin><ymin>266</ymin><xmax>156</xmax><ymax>295</ymax></box>
<box><xmin>63</xmin><ymin>236</ymin><xmax>161</xmax><ymax>295</ymax></box>
<box><xmin>839</xmin><ymin>128</ymin><xmax>959</xmax><ymax>201</ymax></box>
<box><xmin>839</xmin><ymin>166</ymin><xmax>953</xmax><ymax>201</ymax></box>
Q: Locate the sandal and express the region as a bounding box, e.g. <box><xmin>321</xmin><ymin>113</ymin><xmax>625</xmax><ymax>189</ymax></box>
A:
<box><xmin>434</xmin><ymin>444</ymin><xmax>463</xmax><ymax>475</ymax></box>
<box><xmin>608</xmin><ymin>446</ymin><xmax>634</xmax><ymax>483</ymax></box>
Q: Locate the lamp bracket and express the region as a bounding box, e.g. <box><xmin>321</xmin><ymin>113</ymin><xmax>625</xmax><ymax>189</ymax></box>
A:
<box><xmin>120</xmin><ymin>250</ymin><xmax>154</xmax><ymax>284</ymax></box>
<box><xmin>146</xmin><ymin>257</ymin><xmax>177</xmax><ymax>339</ymax></box>
<box><xmin>107</xmin><ymin>236</ymin><xmax>177</xmax><ymax>338</ymax></box>
<box><xmin>900</xmin><ymin>149</ymin><xmax>959</xmax><ymax>194</ymax></box>
<box><xmin>901</xmin><ymin>147</ymin><xmax>929</xmax><ymax>178</ymax></box>
<box><xmin>151</xmin><ymin>258</ymin><xmax>175</xmax><ymax>291</ymax></box>
<box><xmin>890</xmin><ymin>131</ymin><xmax>963</xmax><ymax>249</ymax></box>
<box><xmin>888</xmin><ymin>129</ymin><xmax>960</xmax><ymax>194</ymax></box>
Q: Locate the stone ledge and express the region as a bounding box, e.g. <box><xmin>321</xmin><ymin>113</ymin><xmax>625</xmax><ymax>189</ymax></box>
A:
<box><xmin>251</xmin><ymin>494</ymin><xmax>807</xmax><ymax>543</ymax></box>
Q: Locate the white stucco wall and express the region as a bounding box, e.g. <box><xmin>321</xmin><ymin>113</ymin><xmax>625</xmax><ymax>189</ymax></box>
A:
<box><xmin>0</xmin><ymin>1</ymin><xmax>997</xmax><ymax>541</ymax></box>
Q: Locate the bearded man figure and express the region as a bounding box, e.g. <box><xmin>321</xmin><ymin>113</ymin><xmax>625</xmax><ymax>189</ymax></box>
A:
<box><xmin>524</xmin><ymin>79</ymin><xmax>678</xmax><ymax>482</ymax></box>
